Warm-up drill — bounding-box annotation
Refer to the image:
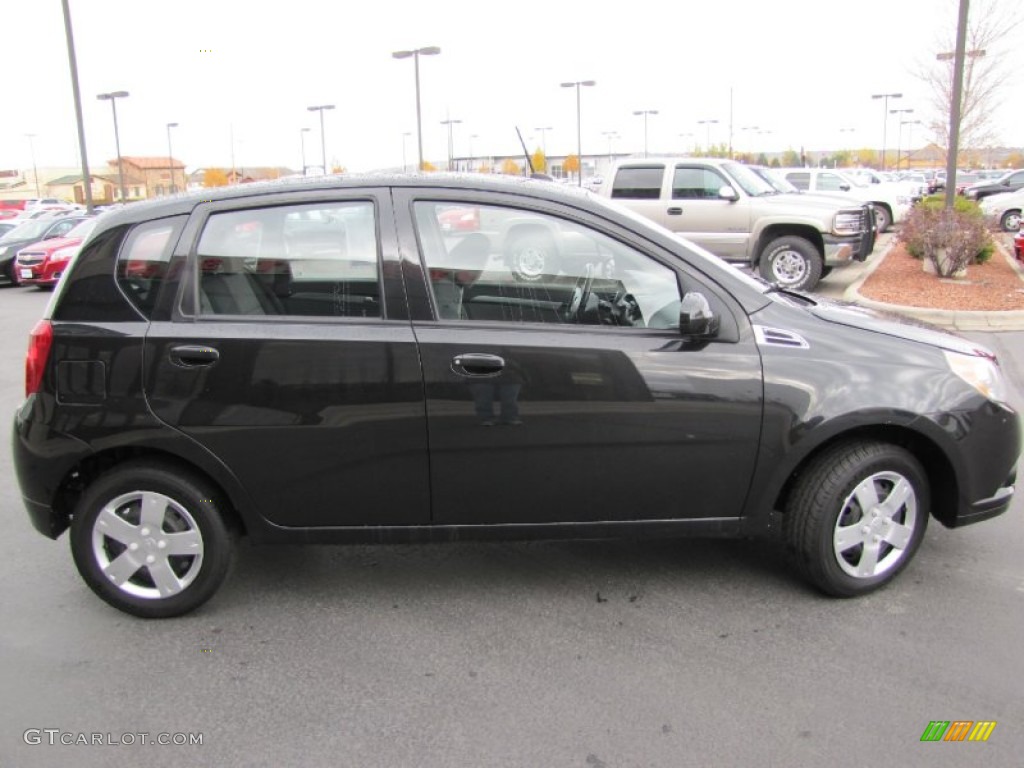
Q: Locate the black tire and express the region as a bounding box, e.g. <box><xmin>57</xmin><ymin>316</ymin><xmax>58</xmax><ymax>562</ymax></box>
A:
<box><xmin>871</xmin><ymin>205</ymin><xmax>892</xmax><ymax>233</ymax></box>
<box><xmin>70</xmin><ymin>461</ymin><xmax>234</xmax><ymax>618</ymax></box>
<box><xmin>758</xmin><ymin>236</ymin><xmax>822</xmax><ymax>291</ymax></box>
<box><xmin>506</xmin><ymin>233</ymin><xmax>557</xmax><ymax>282</ymax></box>
<box><xmin>1000</xmin><ymin>209</ymin><xmax>1021</xmax><ymax>232</ymax></box>
<box><xmin>784</xmin><ymin>441</ymin><xmax>929</xmax><ymax>597</ymax></box>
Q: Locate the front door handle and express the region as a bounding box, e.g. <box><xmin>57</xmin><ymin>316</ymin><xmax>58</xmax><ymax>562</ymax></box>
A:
<box><xmin>452</xmin><ymin>353</ymin><xmax>505</xmax><ymax>377</ymax></box>
<box><xmin>667</xmin><ymin>207</ymin><xmax>683</xmax><ymax>215</ymax></box>
<box><xmin>169</xmin><ymin>345</ymin><xmax>220</xmax><ymax>368</ymax></box>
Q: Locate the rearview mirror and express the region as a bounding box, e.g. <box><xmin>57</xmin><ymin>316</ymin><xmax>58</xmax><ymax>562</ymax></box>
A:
<box><xmin>679</xmin><ymin>292</ymin><xmax>720</xmax><ymax>339</ymax></box>
<box><xmin>718</xmin><ymin>186</ymin><xmax>738</xmax><ymax>201</ymax></box>
<box><xmin>839</xmin><ymin>183</ymin><xmax>850</xmax><ymax>191</ymax></box>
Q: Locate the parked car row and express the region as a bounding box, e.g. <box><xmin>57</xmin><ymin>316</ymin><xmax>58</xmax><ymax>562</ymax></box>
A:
<box><xmin>0</xmin><ymin>212</ymin><xmax>93</xmax><ymax>287</ymax></box>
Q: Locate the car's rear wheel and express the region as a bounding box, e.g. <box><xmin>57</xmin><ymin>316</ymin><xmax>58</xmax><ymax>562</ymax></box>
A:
<box><xmin>1000</xmin><ymin>209</ymin><xmax>1021</xmax><ymax>232</ymax></box>
<box><xmin>758</xmin><ymin>236</ymin><xmax>822</xmax><ymax>291</ymax></box>
<box><xmin>70</xmin><ymin>461</ymin><xmax>234</xmax><ymax>618</ymax></box>
<box><xmin>784</xmin><ymin>440</ymin><xmax>928</xmax><ymax>597</ymax></box>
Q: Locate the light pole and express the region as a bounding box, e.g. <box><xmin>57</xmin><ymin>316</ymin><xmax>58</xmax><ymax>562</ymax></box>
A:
<box><xmin>469</xmin><ymin>134</ymin><xmax>479</xmax><ymax>171</ymax></box>
<box><xmin>632</xmin><ymin>109</ymin><xmax>658</xmax><ymax>158</ymax></box>
<box><xmin>165</xmin><ymin>122</ymin><xmax>178</xmax><ymax>194</ymax></box>
<box><xmin>870</xmin><ymin>92</ymin><xmax>902</xmax><ymax>170</ymax></box>
<box><xmin>738</xmin><ymin>125</ymin><xmax>759</xmax><ymax>157</ymax></box>
<box><xmin>25</xmin><ymin>134</ymin><xmax>40</xmax><ymax>197</ymax></box>
<box><xmin>889</xmin><ymin>108</ymin><xmax>914</xmax><ymax>170</ymax></box>
<box><xmin>300</xmin><ymin>127</ymin><xmax>310</xmax><ymax>175</ymax></box>
<box><xmin>697</xmin><ymin>119</ymin><xmax>719</xmax><ymax>154</ymax></box>
<box><xmin>560</xmin><ymin>79</ymin><xmax>595</xmax><ymax>186</ymax></box>
<box><xmin>601</xmin><ymin>130</ymin><xmax>619</xmax><ymax>165</ymax></box>
<box><xmin>97</xmin><ymin>90</ymin><xmax>129</xmax><ymax>202</ymax></box>
<box><xmin>534</xmin><ymin>126</ymin><xmax>552</xmax><ymax>157</ymax></box>
<box><xmin>307</xmin><ymin>104</ymin><xmax>334</xmax><ymax>175</ymax></box>
<box><xmin>401</xmin><ymin>131</ymin><xmax>412</xmax><ymax>172</ymax></box>
<box><xmin>440</xmin><ymin>118</ymin><xmax>462</xmax><ymax>171</ymax></box>
<box><xmin>900</xmin><ymin>120</ymin><xmax>922</xmax><ymax>169</ymax></box>
<box><xmin>392</xmin><ymin>46</ymin><xmax>441</xmax><ymax>171</ymax></box>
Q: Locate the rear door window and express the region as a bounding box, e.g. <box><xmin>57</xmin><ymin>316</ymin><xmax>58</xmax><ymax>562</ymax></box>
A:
<box><xmin>193</xmin><ymin>201</ymin><xmax>380</xmax><ymax>318</ymax></box>
<box><xmin>610</xmin><ymin>166</ymin><xmax>664</xmax><ymax>199</ymax></box>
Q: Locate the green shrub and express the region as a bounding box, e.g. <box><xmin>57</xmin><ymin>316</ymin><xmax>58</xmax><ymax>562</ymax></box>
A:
<box><xmin>897</xmin><ymin>197</ymin><xmax>993</xmax><ymax>276</ymax></box>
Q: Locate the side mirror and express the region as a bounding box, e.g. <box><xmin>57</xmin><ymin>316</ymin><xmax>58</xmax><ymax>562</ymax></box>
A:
<box><xmin>679</xmin><ymin>292</ymin><xmax>720</xmax><ymax>339</ymax></box>
<box><xmin>718</xmin><ymin>186</ymin><xmax>739</xmax><ymax>201</ymax></box>
<box><xmin>839</xmin><ymin>183</ymin><xmax>850</xmax><ymax>191</ymax></box>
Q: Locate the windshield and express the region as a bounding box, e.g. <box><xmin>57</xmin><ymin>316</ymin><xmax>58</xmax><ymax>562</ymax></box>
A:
<box><xmin>66</xmin><ymin>219</ymin><xmax>97</xmax><ymax>239</ymax></box>
<box><xmin>750</xmin><ymin>166</ymin><xmax>797</xmax><ymax>194</ymax></box>
<box><xmin>722</xmin><ymin>162</ymin><xmax>776</xmax><ymax>196</ymax></box>
<box><xmin>0</xmin><ymin>219</ymin><xmax>51</xmax><ymax>242</ymax></box>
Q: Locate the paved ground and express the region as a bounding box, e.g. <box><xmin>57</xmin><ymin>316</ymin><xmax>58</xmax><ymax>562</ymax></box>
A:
<box><xmin>1</xmin><ymin>284</ymin><xmax>1022</xmax><ymax>768</ymax></box>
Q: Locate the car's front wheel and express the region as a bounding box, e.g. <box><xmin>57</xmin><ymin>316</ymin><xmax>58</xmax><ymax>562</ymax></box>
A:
<box><xmin>784</xmin><ymin>441</ymin><xmax>929</xmax><ymax>597</ymax></box>
<box><xmin>758</xmin><ymin>236</ymin><xmax>822</xmax><ymax>291</ymax></box>
<box><xmin>1000</xmin><ymin>209</ymin><xmax>1021</xmax><ymax>232</ymax></box>
<box><xmin>871</xmin><ymin>205</ymin><xmax>892</xmax><ymax>233</ymax></box>
<box><xmin>70</xmin><ymin>461</ymin><xmax>234</xmax><ymax>618</ymax></box>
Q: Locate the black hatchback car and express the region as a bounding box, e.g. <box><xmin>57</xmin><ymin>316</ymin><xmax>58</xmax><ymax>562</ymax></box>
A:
<box><xmin>12</xmin><ymin>175</ymin><xmax>1020</xmax><ymax>617</ymax></box>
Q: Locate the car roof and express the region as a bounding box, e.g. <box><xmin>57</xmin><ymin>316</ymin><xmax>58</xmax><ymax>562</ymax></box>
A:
<box><xmin>94</xmin><ymin>173</ymin><xmax>596</xmax><ymax>228</ymax></box>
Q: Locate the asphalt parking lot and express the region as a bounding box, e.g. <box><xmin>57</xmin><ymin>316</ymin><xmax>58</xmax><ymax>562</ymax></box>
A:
<box><xmin>1</xmin><ymin>282</ymin><xmax>1022</xmax><ymax>768</ymax></box>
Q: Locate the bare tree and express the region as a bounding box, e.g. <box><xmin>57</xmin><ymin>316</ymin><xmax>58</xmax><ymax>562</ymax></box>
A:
<box><xmin>917</xmin><ymin>0</ymin><xmax>1020</xmax><ymax>152</ymax></box>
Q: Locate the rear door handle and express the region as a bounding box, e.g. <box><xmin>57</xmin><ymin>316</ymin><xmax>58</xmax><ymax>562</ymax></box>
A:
<box><xmin>667</xmin><ymin>207</ymin><xmax>683</xmax><ymax>215</ymax></box>
<box><xmin>452</xmin><ymin>353</ymin><xmax>505</xmax><ymax>377</ymax></box>
<box><xmin>169</xmin><ymin>345</ymin><xmax>220</xmax><ymax>368</ymax></box>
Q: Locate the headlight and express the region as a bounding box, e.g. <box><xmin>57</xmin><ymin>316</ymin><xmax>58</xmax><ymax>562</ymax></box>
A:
<box><xmin>833</xmin><ymin>211</ymin><xmax>863</xmax><ymax>236</ymax></box>
<box><xmin>897</xmin><ymin>195</ymin><xmax>912</xmax><ymax>205</ymax></box>
<box><xmin>943</xmin><ymin>350</ymin><xmax>1010</xmax><ymax>406</ymax></box>
<box><xmin>51</xmin><ymin>245</ymin><xmax>79</xmax><ymax>263</ymax></box>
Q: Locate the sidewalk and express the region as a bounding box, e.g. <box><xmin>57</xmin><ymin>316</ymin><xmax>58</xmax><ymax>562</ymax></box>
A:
<box><xmin>815</xmin><ymin>233</ymin><xmax>1024</xmax><ymax>332</ymax></box>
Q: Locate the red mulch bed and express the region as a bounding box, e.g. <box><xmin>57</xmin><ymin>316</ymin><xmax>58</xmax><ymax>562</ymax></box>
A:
<box><xmin>859</xmin><ymin>237</ymin><xmax>1024</xmax><ymax>311</ymax></box>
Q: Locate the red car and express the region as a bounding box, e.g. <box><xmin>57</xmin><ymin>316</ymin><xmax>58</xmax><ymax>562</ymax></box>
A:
<box><xmin>1014</xmin><ymin>229</ymin><xmax>1023</xmax><ymax>263</ymax></box>
<box><xmin>15</xmin><ymin>218</ymin><xmax>96</xmax><ymax>288</ymax></box>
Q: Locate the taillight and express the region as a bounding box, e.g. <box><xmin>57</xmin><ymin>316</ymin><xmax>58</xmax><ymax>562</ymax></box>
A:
<box><xmin>26</xmin><ymin>319</ymin><xmax>53</xmax><ymax>397</ymax></box>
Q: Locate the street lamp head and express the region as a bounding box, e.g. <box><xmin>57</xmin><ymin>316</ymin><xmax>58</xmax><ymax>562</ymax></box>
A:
<box><xmin>301</xmin><ymin>127</ymin><xmax>311</xmax><ymax>133</ymax></box>
<box><xmin>890</xmin><ymin>108</ymin><xmax>914</xmax><ymax>114</ymax></box>
<box><xmin>167</xmin><ymin>122</ymin><xmax>179</xmax><ymax>129</ymax></box>
<box><xmin>97</xmin><ymin>90</ymin><xmax>129</xmax><ymax>101</ymax></box>
<box><xmin>871</xmin><ymin>92</ymin><xmax>903</xmax><ymax>99</ymax></box>
<box><xmin>307</xmin><ymin>104</ymin><xmax>335</xmax><ymax>112</ymax></box>
<box><xmin>581</xmin><ymin>80</ymin><xmax>596</xmax><ymax>87</ymax></box>
<box><xmin>393</xmin><ymin>46</ymin><xmax>440</xmax><ymax>59</ymax></box>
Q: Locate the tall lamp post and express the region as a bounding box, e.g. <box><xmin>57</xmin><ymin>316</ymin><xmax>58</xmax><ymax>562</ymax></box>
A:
<box><xmin>25</xmin><ymin>134</ymin><xmax>41</xmax><ymax>197</ymax></box>
<box><xmin>534</xmin><ymin>126</ymin><xmax>552</xmax><ymax>157</ymax></box>
<box><xmin>307</xmin><ymin>104</ymin><xmax>335</xmax><ymax>175</ymax></box>
<box><xmin>300</xmin><ymin>127</ymin><xmax>310</xmax><ymax>175</ymax></box>
<box><xmin>401</xmin><ymin>131</ymin><xmax>412</xmax><ymax>172</ymax></box>
<box><xmin>632</xmin><ymin>109</ymin><xmax>658</xmax><ymax>158</ymax></box>
<box><xmin>870</xmin><ymin>92</ymin><xmax>902</xmax><ymax>170</ymax></box>
<box><xmin>165</xmin><ymin>122</ymin><xmax>178</xmax><ymax>194</ymax></box>
<box><xmin>900</xmin><ymin>120</ymin><xmax>922</xmax><ymax>170</ymax></box>
<box><xmin>97</xmin><ymin>90</ymin><xmax>129</xmax><ymax>202</ymax></box>
<box><xmin>602</xmin><ymin>130</ymin><xmax>619</xmax><ymax>164</ymax></box>
<box><xmin>697</xmin><ymin>119</ymin><xmax>719</xmax><ymax>154</ymax></box>
<box><xmin>392</xmin><ymin>46</ymin><xmax>441</xmax><ymax>171</ymax></box>
<box><xmin>468</xmin><ymin>134</ymin><xmax>479</xmax><ymax>171</ymax></box>
<box><xmin>889</xmin><ymin>108</ymin><xmax>914</xmax><ymax>170</ymax></box>
<box><xmin>560</xmin><ymin>79</ymin><xmax>596</xmax><ymax>186</ymax></box>
<box><xmin>440</xmin><ymin>118</ymin><xmax>462</xmax><ymax>171</ymax></box>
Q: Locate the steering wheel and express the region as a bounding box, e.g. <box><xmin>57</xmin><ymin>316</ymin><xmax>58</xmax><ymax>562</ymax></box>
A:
<box><xmin>567</xmin><ymin>272</ymin><xmax>594</xmax><ymax>321</ymax></box>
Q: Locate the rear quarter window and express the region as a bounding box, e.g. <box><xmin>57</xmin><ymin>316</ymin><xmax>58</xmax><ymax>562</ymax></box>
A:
<box><xmin>116</xmin><ymin>216</ymin><xmax>187</xmax><ymax>318</ymax></box>
<box><xmin>610</xmin><ymin>167</ymin><xmax>664</xmax><ymax>200</ymax></box>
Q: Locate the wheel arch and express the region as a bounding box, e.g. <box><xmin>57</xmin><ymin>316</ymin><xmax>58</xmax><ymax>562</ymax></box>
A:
<box><xmin>54</xmin><ymin>446</ymin><xmax>249</xmax><ymax>537</ymax></box>
<box><xmin>771</xmin><ymin>424</ymin><xmax>959</xmax><ymax>528</ymax></box>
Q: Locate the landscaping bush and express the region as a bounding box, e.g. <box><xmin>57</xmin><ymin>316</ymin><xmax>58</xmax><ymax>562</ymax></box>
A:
<box><xmin>897</xmin><ymin>196</ymin><xmax>993</xmax><ymax>276</ymax></box>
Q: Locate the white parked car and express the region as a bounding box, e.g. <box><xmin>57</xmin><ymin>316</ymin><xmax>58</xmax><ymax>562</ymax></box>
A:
<box><xmin>979</xmin><ymin>188</ymin><xmax>1024</xmax><ymax>231</ymax></box>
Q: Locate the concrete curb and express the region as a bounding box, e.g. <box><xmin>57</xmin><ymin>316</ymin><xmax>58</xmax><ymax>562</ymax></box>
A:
<box><xmin>844</xmin><ymin>237</ymin><xmax>1024</xmax><ymax>332</ymax></box>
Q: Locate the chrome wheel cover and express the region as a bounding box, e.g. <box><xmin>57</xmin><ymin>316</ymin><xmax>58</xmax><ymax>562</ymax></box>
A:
<box><xmin>770</xmin><ymin>249</ymin><xmax>808</xmax><ymax>285</ymax></box>
<box><xmin>91</xmin><ymin>491</ymin><xmax>204</xmax><ymax>599</ymax></box>
<box><xmin>833</xmin><ymin>471</ymin><xmax>918</xmax><ymax>579</ymax></box>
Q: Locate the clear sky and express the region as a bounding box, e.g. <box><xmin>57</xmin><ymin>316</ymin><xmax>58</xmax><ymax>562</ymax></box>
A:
<box><xmin>3</xmin><ymin>0</ymin><xmax>1021</xmax><ymax>174</ymax></box>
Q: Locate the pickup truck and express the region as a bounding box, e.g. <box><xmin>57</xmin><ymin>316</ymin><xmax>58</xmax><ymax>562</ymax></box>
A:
<box><xmin>597</xmin><ymin>157</ymin><xmax>874</xmax><ymax>291</ymax></box>
<box><xmin>776</xmin><ymin>167</ymin><xmax>912</xmax><ymax>233</ymax></box>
